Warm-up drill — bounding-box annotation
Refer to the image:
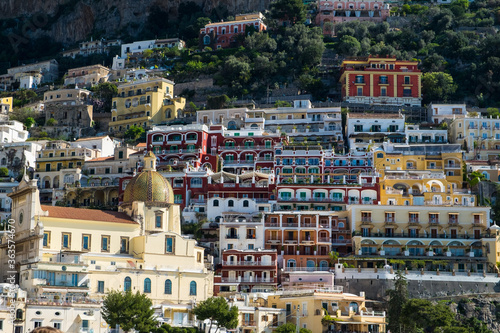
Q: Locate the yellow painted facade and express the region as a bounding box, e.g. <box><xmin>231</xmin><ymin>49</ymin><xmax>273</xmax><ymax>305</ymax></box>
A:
<box><xmin>268</xmin><ymin>290</ymin><xmax>386</xmax><ymax>333</ymax></box>
<box><xmin>0</xmin><ymin>96</ymin><xmax>13</xmax><ymax>110</ymax></box>
<box><xmin>0</xmin><ymin>154</ymin><xmax>213</xmax><ymax>332</ymax></box>
<box><xmin>110</xmin><ymin>78</ymin><xmax>186</xmax><ymax>132</ymax></box>
<box><xmin>349</xmin><ymin>204</ymin><xmax>497</xmax><ymax>272</ymax></box>
<box><xmin>373</xmin><ymin>147</ymin><xmax>474</xmax><ymax>206</ymax></box>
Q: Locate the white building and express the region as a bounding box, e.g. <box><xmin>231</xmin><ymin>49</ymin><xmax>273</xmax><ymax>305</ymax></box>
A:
<box><xmin>405</xmin><ymin>124</ymin><xmax>447</xmax><ymax>144</ymax></box>
<box><xmin>428</xmin><ymin>103</ymin><xmax>468</xmax><ymax>124</ymax></box>
<box><xmin>19</xmin><ymin>73</ymin><xmax>42</xmax><ymax>89</ymax></box>
<box><xmin>73</xmin><ymin>135</ymin><xmax>116</xmax><ymax>157</ymax></box>
<box><xmin>0</xmin><ymin>141</ymin><xmax>43</xmax><ymax>177</ymax></box>
<box><xmin>0</xmin><ymin>180</ymin><xmax>19</xmax><ymax>222</ymax></box>
<box><xmin>0</xmin><ymin>120</ymin><xmax>29</xmax><ymax>143</ymax></box>
<box><xmin>121</xmin><ymin>38</ymin><xmax>185</xmax><ymax>58</ymax></box>
<box><xmin>197</xmin><ymin>107</ymin><xmax>250</xmax><ymax>128</ymax></box>
<box><xmin>246</xmin><ymin>100</ymin><xmax>343</xmax><ymax>144</ymax></box>
<box><xmin>449</xmin><ymin>114</ymin><xmax>500</xmax><ymax>160</ymax></box>
<box><xmin>346</xmin><ymin>113</ymin><xmax>405</xmax><ymax>152</ymax></box>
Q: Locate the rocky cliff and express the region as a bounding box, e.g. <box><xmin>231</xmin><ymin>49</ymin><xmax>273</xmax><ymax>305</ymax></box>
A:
<box><xmin>0</xmin><ymin>0</ymin><xmax>270</xmax><ymax>45</ymax></box>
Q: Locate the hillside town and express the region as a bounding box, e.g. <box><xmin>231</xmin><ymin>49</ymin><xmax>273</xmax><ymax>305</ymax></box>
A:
<box><xmin>1</xmin><ymin>0</ymin><xmax>500</xmax><ymax>332</ymax></box>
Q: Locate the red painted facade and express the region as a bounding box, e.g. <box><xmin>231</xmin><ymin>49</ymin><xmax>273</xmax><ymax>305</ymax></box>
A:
<box><xmin>339</xmin><ymin>56</ymin><xmax>422</xmax><ymax>105</ymax></box>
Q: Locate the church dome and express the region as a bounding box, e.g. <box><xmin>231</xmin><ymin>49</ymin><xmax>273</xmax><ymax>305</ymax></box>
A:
<box><xmin>122</xmin><ymin>170</ymin><xmax>174</xmax><ymax>205</ymax></box>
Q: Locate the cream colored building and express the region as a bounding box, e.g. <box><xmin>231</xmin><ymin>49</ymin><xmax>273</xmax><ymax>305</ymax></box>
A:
<box><xmin>64</xmin><ymin>64</ymin><xmax>111</xmax><ymax>88</ymax></box>
<box><xmin>0</xmin><ymin>152</ymin><xmax>213</xmax><ymax>333</ymax></box>
<box><xmin>268</xmin><ymin>288</ymin><xmax>386</xmax><ymax>333</ymax></box>
<box><xmin>449</xmin><ymin>114</ymin><xmax>500</xmax><ymax>160</ymax></box>
<box><xmin>110</xmin><ymin>78</ymin><xmax>186</xmax><ymax>133</ymax></box>
<box><xmin>349</xmin><ymin>204</ymin><xmax>497</xmax><ymax>273</ymax></box>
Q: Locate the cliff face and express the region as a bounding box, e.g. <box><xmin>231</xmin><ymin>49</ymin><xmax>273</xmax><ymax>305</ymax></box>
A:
<box><xmin>0</xmin><ymin>0</ymin><xmax>270</xmax><ymax>44</ymax></box>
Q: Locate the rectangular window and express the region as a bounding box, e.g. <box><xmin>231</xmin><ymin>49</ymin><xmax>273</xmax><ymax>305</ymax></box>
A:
<box><xmin>118</xmin><ymin>151</ymin><xmax>124</xmax><ymax>159</ymax></box>
<box><xmin>120</xmin><ymin>237</ymin><xmax>129</xmax><ymax>254</ymax></box>
<box><xmin>53</xmin><ymin>323</ymin><xmax>61</xmax><ymax>330</ymax></box>
<box><xmin>165</xmin><ymin>236</ymin><xmax>175</xmax><ymax>253</ymax></box>
<box><xmin>357</xmin><ymin>87</ymin><xmax>363</xmax><ymax>96</ymax></box>
<box><xmin>43</xmin><ymin>231</ymin><xmax>51</xmax><ymax>247</ymax></box>
<box><xmin>197</xmin><ymin>252</ymin><xmax>202</xmax><ymax>262</ymax></box>
<box><xmin>404</xmin><ymin>76</ymin><xmax>410</xmax><ymax>84</ymax></box>
<box><xmin>98</xmin><ymin>281</ymin><xmax>105</xmax><ymax>293</ymax></box>
<box><xmin>155</xmin><ymin>215</ymin><xmax>162</xmax><ymax>228</ymax></box>
<box><xmin>403</xmin><ymin>88</ymin><xmax>412</xmax><ymax>97</ymax></box>
<box><xmin>82</xmin><ymin>234</ymin><xmax>91</xmax><ymax>251</ymax></box>
<box><xmin>101</xmin><ymin>235</ymin><xmax>110</xmax><ymax>252</ymax></box>
<box><xmin>62</xmin><ymin>233</ymin><xmax>71</xmax><ymax>249</ymax></box>
<box><xmin>34</xmin><ymin>321</ymin><xmax>42</xmax><ymax>328</ymax></box>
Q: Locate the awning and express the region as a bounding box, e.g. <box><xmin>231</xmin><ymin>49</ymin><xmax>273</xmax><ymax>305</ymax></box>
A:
<box><xmin>127</xmin><ymin>260</ymin><xmax>136</xmax><ymax>268</ymax></box>
<box><xmin>77</xmin><ymin>314</ymin><xmax>95</xmax><ymax>321</ymax></box>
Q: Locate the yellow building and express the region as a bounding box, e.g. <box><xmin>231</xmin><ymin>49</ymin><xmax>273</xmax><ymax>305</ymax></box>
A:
<box><xmin>374</xmin><ymin>144</ymin><xmax>474</xmax><ymax>206</ymax></box>
<box><xmin>0</xmin><ymin>152</ymin><xmax>213</xmax><ymax>333</ymax></box>
<box><xmin>0</xmin><ymin>97</ymin><xmax>13</xmax><ymax>111</ymax></box>
<box><xmin>109</xmin><ymin>77</ymin><xmax>186</xmax><ymax>133</ymax></box>
<box><xmin>268</xmin><ymin>288</ymin><xmax>386</xmax><ymax>333</ymax></box>
<box><xmin>349</xmin><ymin>204</ymin><xmax>497</xmax><ymax>272</ymax></box>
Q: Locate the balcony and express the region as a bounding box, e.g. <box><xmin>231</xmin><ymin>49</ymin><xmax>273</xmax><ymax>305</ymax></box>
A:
<box><xmin>266</xmin><ymin>238</ymin><xmax>281</xmax><ymax>244</ymax></box>
<box><xmin>317</xmin><ymin>237</ymin><xmax>330</xmax><ymax>243</ymax></box>
<box><xmin>242</xmin><ymin>321</ymin><xmax>256</xmax><ymax>327</ymax></box>
<box><xmin>222</xmin><ymin>260</ymin><xmax>274</xmax><ymax>266</ymax></box>
<box><xmin>408</xmin><ymin>218</ymin><xmax>420</xmax><ymax>224</ymax></box>
<box><xmin>226</xmin><ymin>234</ymin><xmax>239</xmax><ymax>239</ymax></box>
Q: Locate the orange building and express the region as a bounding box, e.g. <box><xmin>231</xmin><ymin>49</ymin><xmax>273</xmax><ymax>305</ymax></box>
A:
<box><xmin>264</xmin><ymin>211</ymin><xmax>351</xmax><ymax>270</ymax></box>
<box><xmin>340</xmin><ymin>56</ymin><xmax>422</xmax><ymax>107</ymax></box>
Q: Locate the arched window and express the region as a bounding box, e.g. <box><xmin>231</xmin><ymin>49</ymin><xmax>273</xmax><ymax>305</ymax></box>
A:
<box><xmin>144</xmin><ymin>278</ymin><xmax>151</xmax><ymax>293</ymax></box>
<box><xmin>349</xmin><ymin>302</ymin><xmax>359</xmax><ymax>313</ymax></box>
<box><xmin>213</xmin><ymin>199</ymin><xmax>219</xmax><ymax>207</ymax></box>
<box><xmin>16</xmin><ymin>309</ymin><xmax>23</xmax><ymax>320</ymax></box>
<box><xmin>191</xmin><ymin>178</ymin><xmax>203</xmax><ymax>188</ymax></box>
<box><xmin>338</xmin><ymin>222</ymin><xmax>345</xmax><ymax>228</ymax></box>
<box><xmin>287</xmin><ymin>259</ymin><xmax>296</xmax><ymax>267</ymax></box>
<box><xmin>124</xmin><ymin>277</ymin><xmax>131</xmax><ymax>292</ymax></box>
<box><xmin>243</xmin><ymin>200</ymin><xmax>249</xmax><ymax>207</ymax></box>
<box><xmin>189</xmin><ymin>281</ymin><xmax>197</xmax><ymax>295</ymax></box>
<box><xmin>165</xmin><ymin>279</ymin><xmax>172</xmax><ymax>294</ymax></box>
<box><xmin>203</xmin><ymin>35</ymin><xmax>210</xmax><ymax>45</ymax></box>
<box><xmin>228</xmin><ymin>200</ymin><xmax>234</xmax><ymax>207</ymax></box>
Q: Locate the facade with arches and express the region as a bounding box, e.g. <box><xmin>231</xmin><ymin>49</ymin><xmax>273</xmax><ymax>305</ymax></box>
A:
<box><xmin>374</xmin><ymin>143</ymin><xmax>473</xmax><ymax>206</ymax></box>
<box><xmin>349</xmin><ymin>204</ymin><xmax>498</xmax><ymax>272</ymax></box>
<box><xmin>109</xmin><ymin>77</ymin><xmax>186</xmax><ymax>133</ymax></box>
<box><xmin>199</xmin><ymin>13</ymin><xmax>267</xmax><ymax>50</ymax></box>
<box><xmin>1</xmin><ymin>154</ymin><xmax>213</xmax><ymax>332</ymax></box>
<box><xmin>316</xmin><ymin>0</ymin><xmax>390</xmax><ymax>35</ymax></box>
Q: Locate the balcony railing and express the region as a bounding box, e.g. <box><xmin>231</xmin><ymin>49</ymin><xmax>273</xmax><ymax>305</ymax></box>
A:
<box><xmin>222</xmin><ymin>260</ymin><xmax>274</xmax><ymax>266</ymax></box>
<box><xmin>242</xmin><ymin>321</ymin><xmax>256</xmax><ymax>327</ymax></box>
<box><xmin>226</xmin><ymin>234</ymin><xmax>239</xmax><ymax>239</ymax></box>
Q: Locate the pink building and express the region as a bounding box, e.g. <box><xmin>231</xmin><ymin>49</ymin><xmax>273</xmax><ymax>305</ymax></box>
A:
<box><xmin>199</xmin><ymin>13</ymin><xmax>267</xmax><ymax>49</ymax></box>
<box><xmin>214</xmin><ymin>249</ymin><xmax>278</xmax><ymax>294</ymax></box>
<box><xmin>316</xmin><ymin>0</ymin><xmax>390</xmax><ymax>35</ymax></box>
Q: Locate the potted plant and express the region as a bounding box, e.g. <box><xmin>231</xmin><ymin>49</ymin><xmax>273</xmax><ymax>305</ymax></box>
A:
<box><xmin>427</xmin><ymin>246</ymin><xmax>434</xmax><ymax>257</ymax></box>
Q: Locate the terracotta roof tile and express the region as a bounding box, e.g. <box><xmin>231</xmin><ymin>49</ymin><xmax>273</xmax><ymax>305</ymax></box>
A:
<box><xmin>88</xmin><ymin>156</ymin><xmax>114</xmax><ymax>162</ymax></box>
<box><xmin>136</xmin><ymin>143</ymin><xmax>147</xmax><ymax>148</ymax></box>
<box><xmin>40</xmin><ymin>205</ymin><xmax>137</xmax><ymax>224</ymax></box>
<box><xmin>75</xmin><ymin>136</ymin><xmax>109</xmax><ymax>141</ymax></box>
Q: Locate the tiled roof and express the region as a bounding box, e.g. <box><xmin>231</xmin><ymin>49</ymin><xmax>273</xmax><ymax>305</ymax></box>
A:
<box><xmin>87</xmin><ymin>156</ymin><xmax>114</xmax><ymax>162</ymax></box>
<box><xmin>41</xmin><ymin>205</ymin><xmax>137</xmax><ymax>224</ymax></box>
<box><xmin>136</xmin><ymin>143</ymin><xmax>147</xmax><ymax>148</ymax></box>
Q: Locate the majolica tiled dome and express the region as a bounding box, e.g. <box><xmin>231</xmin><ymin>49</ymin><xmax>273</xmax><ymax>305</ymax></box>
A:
<box><xmin>123</xmin><ymin>170</ymin><xmax>174</xmax><ymax>205</ymax></box>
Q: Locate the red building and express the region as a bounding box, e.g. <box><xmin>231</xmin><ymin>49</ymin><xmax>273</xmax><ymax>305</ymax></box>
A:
<box><xmin>199</xmin><ymin>13</ymin><xmax>267</xmax><ymax>49</ymax></box>
<box><xmin>214</xmin><ymin>249</ymin><xmax>278</xmax><ymax>294</ymax></box>
<box><xmin>339</xmin><ymin>56</ymin><xmax>422</xmax><ymax>107</ymax></box>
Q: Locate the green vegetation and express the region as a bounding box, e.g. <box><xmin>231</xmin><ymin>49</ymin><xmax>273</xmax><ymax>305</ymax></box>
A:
<box><xmin>387</xmin><ymin>273</ymin><xmax>492</xmax><ymax>332</ymax></box>
<box><xmin>102</xmin><ymin>290</ymin><xmax>157</xmax><ymax>333</ymax></box>
<box><xmin>0</xmin><ymin>167</ymin><xmax>9</xmax><ymax>177</ymax></box>
<box><xmin>274</xmin><ymin>323</ymin><xmax>312</xmax><ymax>333</ymax></box>
<box><xmin>124</xmin><ymin>125</ymin><xmax>145</xmax><ymax>141</ymax></box>
<box><xmin>193</xmin><ymin>297</ymin><xmax>238</xmax><ymax>332</ymax></box>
